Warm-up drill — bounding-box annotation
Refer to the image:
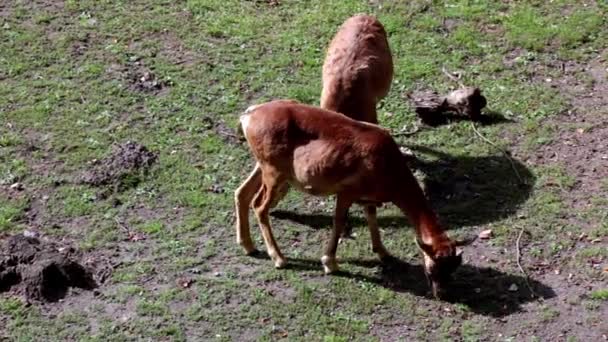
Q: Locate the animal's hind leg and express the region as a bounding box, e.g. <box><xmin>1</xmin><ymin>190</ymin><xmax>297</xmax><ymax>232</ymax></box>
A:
<box><xmin>234</xmin><ymin>164</ymin><xmax>262</xmax><ymax>254</ymax></box>
<box><xmin>338</xmin><ymin>207</ymin><xmax>354</xmax><ymax>241</ymax></box>
<box><xmin>270</xmin><ymin>182</ymin><xmax>290</xmax><ymax>209</ymax></box>
<box><xmin>253</xmin><ymin>172</ymin><xmax>287</xmax><ymax>269</ymax></box>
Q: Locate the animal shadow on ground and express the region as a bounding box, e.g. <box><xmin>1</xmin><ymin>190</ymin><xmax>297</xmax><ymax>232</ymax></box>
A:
<box><xmin>345</xmin><ymin>257</ymin><xmax>555</xmax><ymax>317</ymax></box>
<box><xmin>271</xmin><ymin>145</ymin><xmax>534</xmax><ymax>231</ymax></box>
<box><xmin>419</xmin><ymin>109</ymin><xmax>513</xmax><ymax>127</ymax></box>
<box><xmin>251</xmin><ymin>253</ymin><xmax>555</xmax><ymax>318</ymax></box>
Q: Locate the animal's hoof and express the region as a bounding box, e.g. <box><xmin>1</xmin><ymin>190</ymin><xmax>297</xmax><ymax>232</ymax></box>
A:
<box><xmin>321</xmin><ymin>255</ymin><xmax>339</xmax><ymax>274</ymax></box>
<box><xmin>243</xmin><ymin>245</ymin><xmax>258</xmax><ymax>256</ymax></box>
<box><xmin>378</xmin><ymin>253</ymin><xmax>394</xmax><ymax>264</ymax></box>
<box><xmin>339</xmin><ymin>232</ymin><xmax>356</xmax><ymax>244</ymax></box>
<box><xmin>430</xmin><ymin>281</ymin><xmax>448</xmax><ymax>300</ymax></box>
<box><xmin>373</xmin><ymin>246</ymin><xmax>391</xmax><ymax>260</ymax></box>
<box><xmin>274</xmin><ymin>257</ymin><xmax>287</xmax><ymax>269</ymax></box>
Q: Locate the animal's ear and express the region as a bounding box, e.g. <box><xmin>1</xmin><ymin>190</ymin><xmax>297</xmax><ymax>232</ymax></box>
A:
<box><xmin>455</xmin><ymin>248</ymin><xmax>463</xmax><ymax>257</ymax></box>
<box><xmin>415</xmin><ymin>237</ymin><xmax>435</xmax><ymax>257</ymax></box>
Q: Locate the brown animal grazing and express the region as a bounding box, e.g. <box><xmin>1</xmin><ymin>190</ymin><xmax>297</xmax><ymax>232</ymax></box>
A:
<box><xmin>320</xmin><ymin>14</ymin><xmax>394</xmax><ymax>238</ymax></box>
<box><xmin>236</xmin><ymin>100</ymin><xmax>472</xmax><ymax>298</ymax></box>
<box><xmin>321</xmin><ymin>14</ymin><xmax>393</xmax><ymax>124</ymax></box>
<box><xmin>235</xmin><ymin>14</ymin><xmax>394</xmax><ymax>243</ymax></box>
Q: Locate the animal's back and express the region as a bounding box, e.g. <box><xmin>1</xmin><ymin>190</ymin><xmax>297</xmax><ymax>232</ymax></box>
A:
<box><xmin>321</xmin><ymin>15</ymin><xmax>393</xmax><ymax>122</ymax></box>
<box><xmin>242</xmin><ymin>101</ymin><xmax>401</xmax><ymax>196</ymax></box>
<box><xmin>243</xmin><ymin>100</ymin><xmax>388</xmax><ymax>152</ymax></box>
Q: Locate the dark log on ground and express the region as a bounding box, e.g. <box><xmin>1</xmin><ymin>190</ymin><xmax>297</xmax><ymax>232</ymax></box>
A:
<box><xmin>407</xmin><ymin>87</ymin><xmax>487</xmax><ymax>126</ymax></box>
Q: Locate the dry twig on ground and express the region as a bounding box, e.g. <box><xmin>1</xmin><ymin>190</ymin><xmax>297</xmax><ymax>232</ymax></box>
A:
<box><xmin>516</xmin><ymin>227</ymin><xmax>539</xmax><ymax>299</ymax></box>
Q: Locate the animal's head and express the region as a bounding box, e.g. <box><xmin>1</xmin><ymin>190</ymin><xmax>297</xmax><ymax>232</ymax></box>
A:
<box><xmin>416</xmin><ymin>236</ymin><xmax>476</xmax><ymax>298</ymax></box>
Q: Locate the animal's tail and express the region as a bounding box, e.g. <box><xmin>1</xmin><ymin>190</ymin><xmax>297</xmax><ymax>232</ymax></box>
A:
<box><xmin>238</xmin><ymin>104</ymin><xmax>261</xmax><ymax>140</ymax></box>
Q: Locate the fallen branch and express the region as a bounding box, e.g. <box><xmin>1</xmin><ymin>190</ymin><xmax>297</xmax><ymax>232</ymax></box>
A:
<box><xmin>515</xmin><ymin>227</ymin><xmax>538</xmax><ymax>299</ymax></box>
<box><xmin>406</xmin><ymin>85</ymin><xmax>487</xmax><ymax>125</ymax></box>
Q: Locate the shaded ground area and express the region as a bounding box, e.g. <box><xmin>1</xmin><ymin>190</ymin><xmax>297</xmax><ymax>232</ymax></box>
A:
<box><xmin>272</xmin><ymin>149</ymin><xmax>534</xmax><ymax>230</ymax></box>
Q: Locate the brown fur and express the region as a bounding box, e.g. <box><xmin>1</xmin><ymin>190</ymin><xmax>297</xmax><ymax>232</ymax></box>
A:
<box><xmin>320</xmin><ymin>14</ymin><xmax>393</xmax><ymax>124</ymax></box>
<box><xmin>236</xmin><ymin>100</ymin><xmax>470</xmax><ymax>297</ymax></box>
<box><xmin>235</xmin><ymin>15</ymin><xmax>394</xmax><ymax>244</ymax></box>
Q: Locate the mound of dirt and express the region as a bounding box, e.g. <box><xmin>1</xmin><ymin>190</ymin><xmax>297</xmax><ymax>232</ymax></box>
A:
<box><xmin>0</xmin><ymin>234</ymin><xmax>96</xmax><ymax>302</ymax></box>
<box><xmin>125</xmin><ymin>59</ymin><xmax>170</xmax><ymax>94</ymax></box>
<box><xmin>80</xmin><ymin>141</ymin><xmax>157</xmax><ymax>186</ymax></box>
<box><xmin>105</xmin><ymin>59</ymin><xmax>171</xmax><ymax>94</ymax></box>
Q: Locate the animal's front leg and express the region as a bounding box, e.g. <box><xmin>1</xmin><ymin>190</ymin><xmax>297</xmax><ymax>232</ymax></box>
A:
<box><xmin>364</xmin><ymin>205</ymin><xmax>390</xmax><ymax>261</ymax></box>
<box><xmin>322</xmin><ymin>194</ymin><xmax>353</xmax><ymax>274</ymax></box>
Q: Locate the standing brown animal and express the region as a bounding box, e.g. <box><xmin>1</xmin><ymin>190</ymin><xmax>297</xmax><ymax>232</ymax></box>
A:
<box><xmin>321</xmin><ymin>14</ymin><xmax>393</xmax><ymax>124</ymax></box>
<box><xmin>236</xmin><ymin>100</ymin><xmax>471</xmax><ymax>297</ymax></box>
<box><xmin>235</xmin><ymin>15</ymin><xmax>394</xmax><ymax>246</ymax></box>
<box><xmin>321</xmin><ymin>14</ymin><xmax>393</xmax><ymax>238</ymax></box>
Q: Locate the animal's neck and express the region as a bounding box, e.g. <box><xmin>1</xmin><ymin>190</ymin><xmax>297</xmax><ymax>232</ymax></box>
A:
<box><xmin>393</xmin><ymin>173</ymin><xmax>446</xmax><ymax>245</ymax></box>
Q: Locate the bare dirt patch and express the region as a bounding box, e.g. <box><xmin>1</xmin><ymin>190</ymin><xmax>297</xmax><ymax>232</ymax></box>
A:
<box><xmin>126</xmin><ymin>60</ymin><xmax>170</xmax><ymax>94</ymax></box>
<box><xmin>158</xmin><ymin>32</ymin><xmax>198</xmax><ymax>67</ymax></box>
<box><xmin>528</xmin><ymin>113</ymin><xmax>607</xmax><ymax>210</ymax></box>
<box><xmin>513</xmin><ymin>52</ymin><xmax>608</xmax><ymax>214</ymax></box>
<box><xmin>0</xmin><ymin>234</ymin><xmax>96</xmax><ymax>302</ymax></box>
<box><xmin>79</xmin><ymin>141</ymin><xmax>157</xmax><ymax>187</ymax></box>
<box><xmin>107</xmin><ymin>59</ymin><xmax>171</xmax><ymax>95</ymax></box>
<box><xmin>70</xmin><ymin>33</ymin><xmax>92</xmax><ymax>58</ymax></box>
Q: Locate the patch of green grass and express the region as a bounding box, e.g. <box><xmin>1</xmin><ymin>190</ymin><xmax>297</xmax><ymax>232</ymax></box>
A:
<box><xmin>577</xmin><ymin>246</ymin><xmax>608</xmax><ymax>259</ymax></box>
<box><xmin>556</xmin><ymin>9</ymin><xmax>604</xmax><ymax>49</ymax></box>
<box><xmin>0</xmin><ymin>158</ymin><xmax>28</xmax><ymax>185</ymax></box>
<box><xmin>0</xmin><ymin>297</ymin><xmax>27</xmax><ymax>316</ymax></box>
<box><xmin>589</xmin><ymin>289</ymin><xmax>608</xmax><ymax>301</ymax></box>
<box><xmin>54</xmin><ymin>186</ymin><xmax>98</xmax><ymax>217</ymax></box>
<box><xmin>503</xmin><ymin>4</ymin><xmax>606</xmax><ymax>53</ymax></box>
<box><xmin>139</xmin><ymin>220</ymin><xmax>165</xmax><ymax>236</ymax></box>
<box><xmin>323</xmin><ymin>335</ymin><xmax>349</xmax><ymax>342</ymax></box>
<box><xmin>528</xmin><ymin>191</ymin><xmax>563</xmax><ymax>221</ymax></box>
<box><xmin>452</xmin><ymin>25</ymin><xmax>486</xmax><ymax>56</ymax></box>
<box><xmin>461</xmin><ymin>320</ymin><xmax>483</xmax><ymax>342</ymax></box>
<box><xmin>504</xmin><ymin>5</ymin><xmax>554</xmax><ymax>51</ymax></box>
<box><xmin>112</xmin><ymin>261</ymin><xmax>156</xmax><ymax>283</ymax></box>
<box><xmin>523</xmin><ymin>121</ymin><xmax>555</xmax><ymax>150</ymax></box>
<box><xmin>111</xmin><ymin>284</ymin><xmax>145</xmax><ymax>303</ymax></box>
<box><xmin>0</xmin><ymin>131</ymin><xmax>23</xmax><ymax>147</ymax></box>
<box><xmin>589</xmin><ymin>219</ymin><xmax>608</xmax><ymax>239</ymax></box>
<box><xmin>538</xmin><ymin>165</ymin><xmax>576</xmax><ymax>191</ymax></box>
<box><xmin>136</xmin><ymin>298</ymin><xmax>170</xmax><ymax>317</ymax></box>
<box><xmin>0</xmin><ymin>196</ymin><xmax>28</xmax><ymax>233</ymax></box>
<box><xmin>540</xmin><ymin>305</ymin><xmax>560</xmax><ymax>322</ymax></box>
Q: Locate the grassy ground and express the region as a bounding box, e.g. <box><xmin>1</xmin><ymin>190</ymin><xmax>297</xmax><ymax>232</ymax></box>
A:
<box><xmin>1</xmin><ymin>0</ymin><xmax>607</xmax><ymax>340</ymax></box>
